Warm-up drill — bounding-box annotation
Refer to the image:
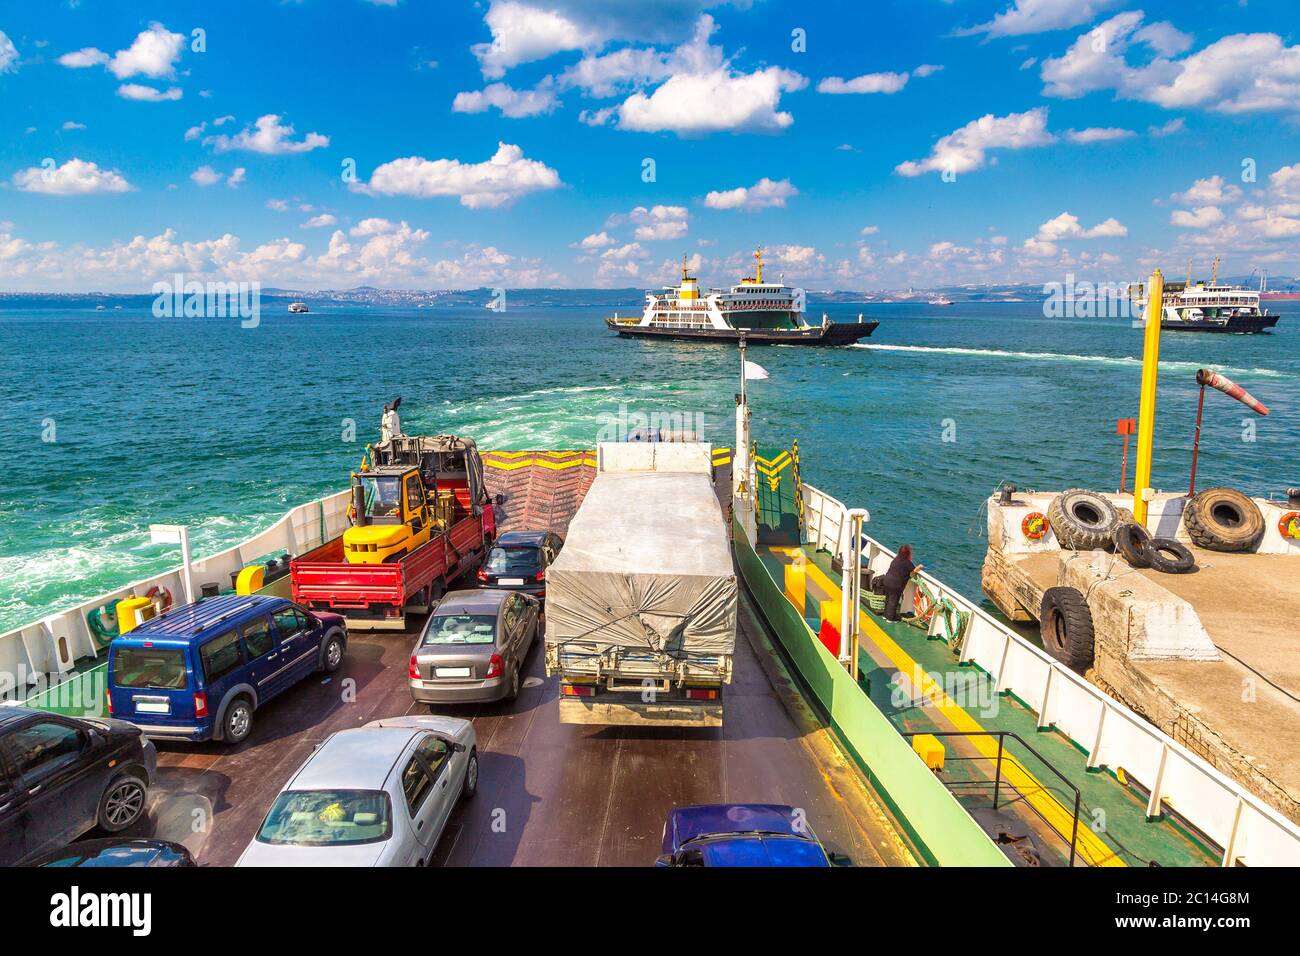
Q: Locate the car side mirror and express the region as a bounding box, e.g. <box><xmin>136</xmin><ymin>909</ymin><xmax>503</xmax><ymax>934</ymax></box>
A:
<box><xmin>827</xmin><ymin>851</ymin><xmax>853</xmax><ymax>867</ymax></box>
<box><xmin>654</xmin><ymin>853</ymin><xmax>675</xmax><ymax>868</ymax></box>
<box><xmin>451</xmin><ymin>742</ymin><xmax>466</xmax><ymax>753</ymax></box>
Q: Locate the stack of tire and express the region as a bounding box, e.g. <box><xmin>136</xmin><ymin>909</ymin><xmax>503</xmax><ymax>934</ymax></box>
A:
<box><xmin>1048</xmin><ymin>487</ymin><xmax>1196</xmax><ymax>574</ymax></box>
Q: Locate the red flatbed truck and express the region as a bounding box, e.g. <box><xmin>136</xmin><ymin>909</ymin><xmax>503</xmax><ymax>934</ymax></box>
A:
<box><xmin>290</xmin><ymin>435</ymin><xmax>495</xmax><ymax>630</ymax></box>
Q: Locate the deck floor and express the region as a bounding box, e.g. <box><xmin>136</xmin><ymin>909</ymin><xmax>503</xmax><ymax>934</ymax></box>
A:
<box><xmin>761</xmin><ymin>544</ymin><xmax>1220</xmax><ymax>867</ymax></box>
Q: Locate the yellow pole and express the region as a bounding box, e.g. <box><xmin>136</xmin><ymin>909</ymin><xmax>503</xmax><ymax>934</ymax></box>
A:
<box><xmin>1133</xmin><ymin>270</ymin><xmax>1164</xmax><ymax>527</ymax></box>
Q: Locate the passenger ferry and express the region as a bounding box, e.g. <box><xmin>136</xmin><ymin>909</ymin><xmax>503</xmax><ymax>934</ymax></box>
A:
<box><xmin>606</xmin><ymin>249</ymin><xmax>878</xmax><ymax>345</ymax></box>
<box><xmin>1128</xmin><ymin>259</ymin><xmax>1280</xmax><ymax>333</ymax></box>
<box><xmin>288</xmin><ymin>301</ymin><xmax>310</xmax><ymax>314</ymax></box>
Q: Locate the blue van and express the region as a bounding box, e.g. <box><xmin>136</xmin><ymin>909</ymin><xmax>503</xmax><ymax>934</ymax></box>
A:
<box><xmin>107</xmin><ymin>595</ymin><xmax>347</xmax><ymax>744</ymax></box>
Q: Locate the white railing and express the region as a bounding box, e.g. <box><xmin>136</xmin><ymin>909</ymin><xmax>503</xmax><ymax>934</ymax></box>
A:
<box><xmin>0</xmin><ymin>490</ymin><xmax>351</xmax><ymax>698</ymax></box>
<box><xmin>803</xmin><ymin>482</ymin><xmax>1300</xmax><ymax>867</ymax></box>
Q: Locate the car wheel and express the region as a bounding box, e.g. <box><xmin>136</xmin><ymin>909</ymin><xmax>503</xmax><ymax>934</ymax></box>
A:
<box><xmin>98</xmin><ymin>774</ymin><xmax>147</xmax><ymax>832</ymax></box>
<box><xmin>462</xmin><ymin>749</ymin><xmax>479</xmax><ymax>800</ymax></box>
<box><xmin>322</xmin><ymin>631</ymin><xmax>345</xmax><ymax>672</ymax></box>
<box><xmin>224</xmin><ymin>697</ymin><xmax>254</xmax><ymax>744</ymax></box>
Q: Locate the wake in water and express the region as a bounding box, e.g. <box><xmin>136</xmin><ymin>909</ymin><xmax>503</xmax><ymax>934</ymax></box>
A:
<box><xmin>852</xmin><ymin>343</ymin><xmax>1285</xmax><ymax>378</ymax></box>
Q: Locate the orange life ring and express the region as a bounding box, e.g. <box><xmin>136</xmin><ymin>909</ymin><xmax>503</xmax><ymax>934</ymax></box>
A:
<box><xmin>1022</xmin><ymin>512</ymin><xmax>1049</xmax><ymax>540</ymax></box>
<box><xmin>146</xmin><ymin>585</ymin><xmax>174</xmax><ymax>612</ymax></box>
<box><xmin>913</xmin><ymin>585</ymin><xmax>935</xmax><ymax>620</ymax></box>
<box><xmin>1279</xmin><ymin>511</ymin><xmax>1300</xmax><ymax>540</ymax></box>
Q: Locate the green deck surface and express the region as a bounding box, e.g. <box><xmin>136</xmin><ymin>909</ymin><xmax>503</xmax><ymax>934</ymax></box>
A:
<box><xmin>760</xmin><ymin>544</ymin><xmax>1218</xmax><ymax>867</ymax></box>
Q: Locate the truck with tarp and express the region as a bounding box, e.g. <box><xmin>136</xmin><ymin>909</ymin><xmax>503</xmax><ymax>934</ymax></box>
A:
<box><xmin>544</xmin><ymin>442</ymin><xmax>736</xmax><ymax>727</ymax></box>
<box><xmin>290</xmin><ymin>435</ymin><xmax>495</xmax><ymax>630</ymax></box>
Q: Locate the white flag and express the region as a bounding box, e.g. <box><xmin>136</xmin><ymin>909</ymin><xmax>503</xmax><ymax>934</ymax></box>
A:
<box><xmin>743</xmin><ymin>360</ymin><xmax>769</xmax><ymax>381</ymax></box>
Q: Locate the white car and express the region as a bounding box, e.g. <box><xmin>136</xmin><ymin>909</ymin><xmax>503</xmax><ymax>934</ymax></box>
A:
<box><xmin>236</xmin><ymin>715</ymin><xmax>477</xmax><ymax>867</ymax></box>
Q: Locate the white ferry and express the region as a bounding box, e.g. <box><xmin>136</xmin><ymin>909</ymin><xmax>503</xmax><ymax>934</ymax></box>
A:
<box><xmin>606</xmin><ymin>249</ymin><xmax>877</xmax><ymax>345</ymax></box>
<box><xmin>1128</xmin><ymin>259</ymin><xmax>1280</xmax><ymax>333</ymax></box>
<box><xmin>288</xmin><ymin>301</ymin><xmax>310</xmax><ymax>314</ymax></box>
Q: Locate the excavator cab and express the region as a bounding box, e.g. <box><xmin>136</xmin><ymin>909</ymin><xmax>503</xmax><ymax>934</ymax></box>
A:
<box><xmin>344</xmin><ymin>466</ymin><xmax>434</xmax><ymax>564</ymax></box>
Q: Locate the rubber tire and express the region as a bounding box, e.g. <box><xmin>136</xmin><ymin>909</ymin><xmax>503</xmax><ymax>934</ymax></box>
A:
<box><xmin>321</xmin><ymin>630</ymin><xmax>345</xmax><ymax>673</ymax></box>
<box><xmin>1039</xmin><ymin>587</ymin><xmax>1096</xmax><ymax>673</ymax></box>
<box><xmin>1148</xmin><ymin>537</ymin><xmax>1196</xmax><ymax>574</ymax></box>
<box><xmin>506</xmin><ymin>664</ymin><xmax>520</xmax><ymax>702</ymax></box>
<box><xmin>223</xmin><ymin>696</ymin><xmax>254</xmax><ymax>744</ymax></box>
<box><xmin>1047</xmin><ymin>489</ymin><xmax>1120</xmax><ymax>551</ymax></box>
<box><xmin>97</xmin><ymin>774</ymin><xmax>148</xmax><ymax>833</ymax></box>
<box><xmin>461</xmin><ymin>749</ymin><xmax>479</xmax><ymax>801</ymax></box>
<box><xmin>1115</xmin><ymin>506</ymin><xmax>1135</xmax><ymax>527</ymax></box>
<box><xmin>1113</xmin><ymin>522</ymin><xmax>1154</xmax><ymax>568</ymax></box>
<box><xmin>1184</xmin><ymin>487</ymin><xmax>1264</xmax><ymax>552</ymax></box>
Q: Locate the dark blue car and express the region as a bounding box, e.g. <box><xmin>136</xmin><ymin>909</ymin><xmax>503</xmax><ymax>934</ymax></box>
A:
<box><xmin>656</xmin><ymin>804</ymin><xmax>847</xmax><ymax>867</ymax></box>
<box><xmin>107</xmin><ymin>594</ymin><xmax>346</xmax><ymax>744</ymax></box>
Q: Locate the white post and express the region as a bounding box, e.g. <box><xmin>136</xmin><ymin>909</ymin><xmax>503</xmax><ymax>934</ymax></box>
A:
<box><xmin>150</xmin><ymin>524</ymin><xmax>195</xmax><ymax>606</ymax></box>
<box><xmin>733</xmin><ymin>337</ymin><xmax>750</xmax><ymax>498</ymax></box>
<box><xmin>839</xmin><ymin>508</ymin><xmax>868</xmax><ymax>674</ymax></box>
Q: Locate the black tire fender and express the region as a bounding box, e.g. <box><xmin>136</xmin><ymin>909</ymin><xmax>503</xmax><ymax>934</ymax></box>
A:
<box><xmin>1148</xmin><ymin>537</ymin><xmax>1196</xmax><ymax>574</ymax></box>
<box><xmin>1113</xmin><ymin>522</ymin><xmax>1154</xmax><ymax>568</ymax></box>
<box><xmin>1039</xmin><ymin>586</ymin><xmax>1096</xmax><ymax>673</ymax></box>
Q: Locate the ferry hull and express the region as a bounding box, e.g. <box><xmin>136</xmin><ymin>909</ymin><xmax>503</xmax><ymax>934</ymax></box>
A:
<box><xmin>1161</xmin><ymin>314</ymin><xmax>1280</xmax><ymax>333</ymax></box>
<box><xmin>606</xmin><ymin>319</ymin><xmax>878</xmax><ymax>345</ymax></box>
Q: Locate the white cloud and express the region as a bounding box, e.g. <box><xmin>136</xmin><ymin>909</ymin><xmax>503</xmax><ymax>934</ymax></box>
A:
<box><xmin>606</xmin><ymin>205</ymin><xmax>690</xmax><ymax>240</ymax></box>
<box><xmin>962</xmin><ymin>0</ymin><xmax>1124</xmax><ymax>38</ymax></box>
<box><xmin>818</xmin><ymin>71</ymin><xmax>909</xmax><ymax>95</ymax></box>
<box><xmin>1169</xmin><ymin>175</ymin><xmax>1242</xmax><ymax>206</ymax></box>
<box><xmin>1171</xmin><ymin>206</ymin><xmax>1224</xmax><ymax>229</ymax></box>
<box><xmin>57</xmin><ymin>48</ymin><xmax>110</xmax><ymax>69</ymax></box>
<box><xmin>12</xmin><ymin>158</ymin><xmax>133</xmax><ymax>195</ymax></box>
<box><xmin>860</xmin><ymin>225</ymin><xmax>880</xmax><ymax>236</ymax></box>
<box><xmin>1034</xmin><ymin>211</ymin><xmax>1128</xmax><ymax>240</ymax></box>
<box><xmin>301</xmin><ymin>214</ymin><xmax>338</xmax><ymax>229</ymax></box>
<box><xmin>896</xmin><ymin>107</ymin><xmax>1057</xmax><ymax>177</ymax></box>
<box><xmin>108</xmin><ymin>23</ymin><xmax>184</xmax><ymax>78</ymax></box>
<box><xmin>1064</xmin><ymin>126</ymin><xmax>1135</xmax><ymax>143</ymax></box>
<box><xmin>61</xmin><ymin>121</ymin><xmax>87</xmax><ymax>131</ymax></box>
<box><xmin>601</xmin><ymin>242</ymin><xmax>646</xmax><ymax>260</ymax></box>
<box><xmin>1042</xmin><ymin>13</ymin><xmax>1300</xmax><ymax>114</ymax></box>
<box><xmin>184</xmin><ymin>122</ymin><xmax>207</xmax><ymax>141</ymax></box>
<box><xmin>0</xmin><ymin>31</ymin><xmax>18</xmax><ymax>73</ymax></box>
<box><xmin>473</xmin><ymin>0</ymin><xmax>603</xmax><ymax>79</ymax></box>
<box><xmin>350</xmin><ymin>218</ymin><xmax>399</xmax><ymax>237</ymax></box>
<box><xmin>702</xmin><ymin>177</ymin><xmax>797</xmax><ymax>211</ymax></box>
<box><xmin>574</xmin><ymin>231</ymin><xmax>615</xmax><ymax>250</ymax></box>
<box><xmin>1148</xmin><ymin>118</ymin><xmax>1186</xmax><ymax>137</ymax></box>
<box><xmin>618</xmin><ymin>64</ymin><xmax>805</xmax><ymax>134</ymax></box>
<box><xmin>190</xmin><ymin>165</ymin><xmax>224</xmax><ymax>187</ymax></box>
<box><xmin>1272</xmin><ymin>163</ymin><xmax>1300</xmax><ymax>201</ymax></box>
<box><xmin>356</xmin><ymin>142</ymin><xmax>562</xmax><ymax>208</ymax></box>
<box><xmin>914</xmin><ymin>64</ymin><xmax>943</xmax><ymax>78</ymax></box>
<box><xmin>117</xmin><ymin>84</ymin><xmax>183</xmax><ymax>102</ymax></box>
<box><xmin>205</xmin><ymin>114</ymin><xmax>329</xmax><ymax>154</ymax></box>
<box><xmin>452</xmin><ymin>81</ymin><xmax>559</xmax><ymax>118</ymax></box>
<box><xmin>227</xmin><ymin>167</ymin><xmax>246</xmax><ymax>189</ymax></box>
<box><xmin>266</xmin><ymin>198</ymin><xmax>290</xmax><ymax>212</ymax></box>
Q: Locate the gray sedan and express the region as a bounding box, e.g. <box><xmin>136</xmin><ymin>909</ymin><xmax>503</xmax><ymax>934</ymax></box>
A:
<box><xmin>235</xmin><ymin>715</ymin><xmax>477</xmax><ymax>867</ymax></box>
<box><xmin>409</xmin><ymin>589</ymin><xmax>540</xmax><ymax>705</ymax></box>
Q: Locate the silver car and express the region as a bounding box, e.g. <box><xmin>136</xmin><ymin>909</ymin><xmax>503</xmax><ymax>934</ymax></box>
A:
<box><xmin>235</xmin><ymin>715</ymin><xmax>477</xmax><ymax>867</ymax></box>
<box><xmin>409</xmin><ymin>589</ymin><xmax>540</xmax><ymax>705</ymax></box>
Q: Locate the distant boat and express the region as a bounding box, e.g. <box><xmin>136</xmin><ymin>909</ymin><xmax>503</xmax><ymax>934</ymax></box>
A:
<box><xmin>288</xmin><ymin>301</ymin><xmax>310</xmax><ymax>314</ymax></box>
<box><xmin>95</xmin><ymin>305</ymin><xmax>106</xmax><ymax>311</ymax></box>
<box><xmin>930</xmin><ymin>295</ymin><xmax>954</xmax><ymax>306</ymax></box>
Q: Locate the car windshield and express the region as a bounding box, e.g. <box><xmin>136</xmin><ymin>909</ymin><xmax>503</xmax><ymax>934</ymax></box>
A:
<box><xmin>486</xmin><ymin>546</ymin><xmax>540</xmax><ymax>573</ymax></box>
<box><xmin>423</xmin><ymin>613</ymin><xmax>497</xmax><ymax>645</ymax></box>
<box><xmin>360</xmin><ymin>475</ymin><xmax>402</xmax><ymax>518</ymax></box>
<box><xmin>257</xmin><ymin>790</ymin><xmax>392</xmax><ymax>846</ymax></box>
<box><xmin>113</xmin><ymin>647</ymin><xmax>188</xmax><ymax>690</ymax></box>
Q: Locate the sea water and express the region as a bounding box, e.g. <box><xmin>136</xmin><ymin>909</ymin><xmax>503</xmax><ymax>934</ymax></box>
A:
<box><xmin>1</xmin><ymin>298</ymin><xmax>1296</xmax><ymax>633</ymax></box>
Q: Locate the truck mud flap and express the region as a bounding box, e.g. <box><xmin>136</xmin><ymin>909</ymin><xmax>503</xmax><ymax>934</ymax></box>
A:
<box><xmin>559</xmin><ymin>697</ymin><xmax>723</xmax><ymax>728</ymax></box>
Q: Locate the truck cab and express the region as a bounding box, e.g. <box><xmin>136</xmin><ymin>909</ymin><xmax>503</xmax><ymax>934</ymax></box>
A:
<box><xmin>345</xmin><ymin>466</ymin><xmax>433</xmax><ymax>564</ymax></box>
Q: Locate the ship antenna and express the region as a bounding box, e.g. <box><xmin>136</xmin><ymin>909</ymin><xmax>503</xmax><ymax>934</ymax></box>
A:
<box><xmin>681</xmin><ymin>253</ymin><xmax>689</xmax><ymax>281</ymax></box>
<box><xmin>754</xmin><ymin>247</ymin><xmax>763</xmax><ymax>284</ymax></box>
<box><xmin>1211</xmin><ymin>255</ymin><xmax>1221</xmax><ymax>285</ymax></box>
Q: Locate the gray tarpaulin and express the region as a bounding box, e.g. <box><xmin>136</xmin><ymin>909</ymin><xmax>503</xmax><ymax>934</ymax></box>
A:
<box><xmin>544</xmin><ymin>471</ymin><xmax>737</xmax><ymax>658</ymax></box>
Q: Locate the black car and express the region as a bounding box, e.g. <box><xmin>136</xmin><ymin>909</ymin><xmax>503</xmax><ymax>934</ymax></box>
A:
<box><xmin>0</xmin><ymin>707</ymin><xmax>157</xmax><ymax>866</ymax></box>
<box><xmin>27</xmin><ymin>837</ymin><xmax>194</xmax><ymax>868</ymax></box>
<box><xmin>476</xmin><ymin>531</ymin><xmax>563</xmax><ymax>600</ymax></box>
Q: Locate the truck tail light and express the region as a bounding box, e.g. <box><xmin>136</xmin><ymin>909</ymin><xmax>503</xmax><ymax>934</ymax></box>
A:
<box><xmin>408</xmin><ymin>655</ymin><xmax>421</xmax><ymax>680</ymax></box>
<box><xmin>106</xmin><ymin>692</ymin><xmax>113</xmax><ymax>715</ymax></box>
<box><xmin>535</xmin><ymin>568</ymin><xmax>545</xmax><ymax>581</ymax></box>
<box><xmin>562</xmin><ymin>684</ymin><xmax>595</xmax><ymax>698</ymax></box>
<box><xmin>686</xmin><ymin>688</ymin><xmax>718</xmax><ymax>701</ymax></box>
<box><xmin>193</xmin><ymin>692</ymin><xmax>208</xmax><ymax>717</ymax></box>
<box><xmin>486</xmin><ymin>653</ymin><xmax>504</xmax><ymax>679</ymax></box>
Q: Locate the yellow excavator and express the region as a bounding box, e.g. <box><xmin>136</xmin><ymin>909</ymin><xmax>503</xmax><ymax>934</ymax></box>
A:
<box><xmin>344</xmin><ymin>462</ymin><xmax>436</xmax><ymax>564</ymax></box>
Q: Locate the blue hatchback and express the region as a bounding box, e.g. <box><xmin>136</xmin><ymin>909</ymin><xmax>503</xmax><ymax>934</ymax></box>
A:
<box><xmin>656</xmin><ymin>804</ymin><xmax>847</xmax><ymax>867</ymax></box>
<box><xmin>107</xmin><ymin>595</ymin><xmax>347</xmax><ymax>744</ymax></box>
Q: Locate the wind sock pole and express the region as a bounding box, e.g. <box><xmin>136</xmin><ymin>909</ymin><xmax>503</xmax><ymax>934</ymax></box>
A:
<box><xmin>1133</xmin><ymin>270</ymin><xmax>1164</xmax><ymax>528</ymax></box>
<box><xmin>1189</xmin><ymin>368</ymin><xmax>1270</xmax><ymax>497</ymax></box>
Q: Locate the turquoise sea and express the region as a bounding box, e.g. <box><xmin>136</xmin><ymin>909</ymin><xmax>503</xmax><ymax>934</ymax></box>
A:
<box><xmin>2</xmin><ymin>296</ymin><xmax>1297</xmax><ymax>633</ymax></box>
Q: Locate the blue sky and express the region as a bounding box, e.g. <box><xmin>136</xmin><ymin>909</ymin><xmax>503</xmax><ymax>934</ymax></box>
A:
<box><xmin>0</xmin><ymin>0</ymin><xmax>1297</xmax><ymax>291</ymax></box>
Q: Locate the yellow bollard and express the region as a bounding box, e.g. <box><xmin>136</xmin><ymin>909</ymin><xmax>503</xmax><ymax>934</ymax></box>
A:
<box><xmin>912</xmin><ymin>733</ymin><xmax>946</xmax><ymax>770</ymax></box>
<box><xmin>1133</xmin><ymin>270</ymin><xmax>1165</xmax><ymax>527</ymax></box>
<box><xmin>235</xmin><ymin>564</ymin><xmax>265</xmax><ymax>595</ymax></box>
<box><xmin>115</xmin><ymin>596</ymin><xmax>156</xmax><ymax>634</ymax></box>
<box><xmin>783</xmin><ymin>561</ymin><xmax>806</xmax><ymax>615</ymax></box>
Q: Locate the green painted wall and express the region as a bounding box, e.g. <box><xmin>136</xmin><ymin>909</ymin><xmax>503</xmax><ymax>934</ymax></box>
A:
<box><xmin>734</xmin><ymin>519</ymin><xmax>1010</xmax><ymax>867</ymax></box>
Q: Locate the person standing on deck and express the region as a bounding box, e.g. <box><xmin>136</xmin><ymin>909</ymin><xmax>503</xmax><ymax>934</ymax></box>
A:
<box><xmin>380</xmin><ymin>402</ymin><xmax>392</xmax><ymax>444</ymax></box>
<box><xmin>877</xmin><ymin>544</ymin><xmax>923</xmax><ymax>622</ymax></box>
<box><xmin>387</xmin><ymin>397</ymin><xmax>402</xmax><ymax>438</ymax></box>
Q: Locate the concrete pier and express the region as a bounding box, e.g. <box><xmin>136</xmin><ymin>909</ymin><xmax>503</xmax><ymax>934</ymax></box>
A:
<box><xmin>982</xmin><ymin>489</ymin><xmax>1300</xmax><ymax>825</ymax></box>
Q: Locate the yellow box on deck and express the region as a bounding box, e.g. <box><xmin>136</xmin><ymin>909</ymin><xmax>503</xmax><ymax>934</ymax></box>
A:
<box><xmin>115</xmin><ymin>596</ymin><xmax>156</xmax><ymax>635</ymax></box>
<box><xmin>912</xmin><ymin>734</ymin><xmax>945</xmax><ymax>770</ymax></box>
<box><xmin>819</xmin><ymin>599</ymin><xmax>839</xmax><ymax>632</ymax></box>
<box><xmin>783</xmin><ymin>562</ymin><xmax>806</xmax><ymax>615</ymax></box>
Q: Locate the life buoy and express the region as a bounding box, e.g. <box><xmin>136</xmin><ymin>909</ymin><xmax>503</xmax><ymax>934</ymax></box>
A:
<box><xmin>1022</xmin><ymin>512</ymin><xmax>1049</xmax><ymax>540</ymax></box>
<box><xmin>146</xmin><ymin>585</ymin><xmax>174</xmax><ymax>612</ymax></box>
<box><xmin>1279</xmin><ymin>511</ymin><xmax>1300</xmax><ymax>540</ymax></box>
<box><xmin>913</xmin><ymin>584</ymin><xmax>935</xmax><ymax>621</ymax></box>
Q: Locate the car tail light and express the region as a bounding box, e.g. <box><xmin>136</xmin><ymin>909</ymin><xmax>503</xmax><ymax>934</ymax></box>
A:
<box><xmin>408</xmin><ymin>655</ymin><xmax>421</xmax><ymax>680</ymax></box>
<box><xmin>486</xmin><ymin>653</ymin><xmax>504</xmax><ymax>679</ymax></box>
<box><xmin>106</xmin><ymin>692</ymin><xmax>113</xmax><ymax>715</ymax></box>
<box><xmin>476</xmin><ymin>568</ymin><xmax>489</xmax><ymax>582</ymax></box>
<box><xmin>535</xmin><ymin>568</ymin><xmax>545</xmax><ymax>581</ymax></box>
<box><xmin>194</xmin><ymin>691</ymin><xmax>208</xmax><ymax>717</ymax></box>
<box><xmin>562</xmin><ymin>683</ymin><xmax>595</xmax><ymax>697</ymax></box>
<box><xmin>686</xmin><ymin>688</ymin><xmax>718</xmax><ymax>701</ymax></box>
